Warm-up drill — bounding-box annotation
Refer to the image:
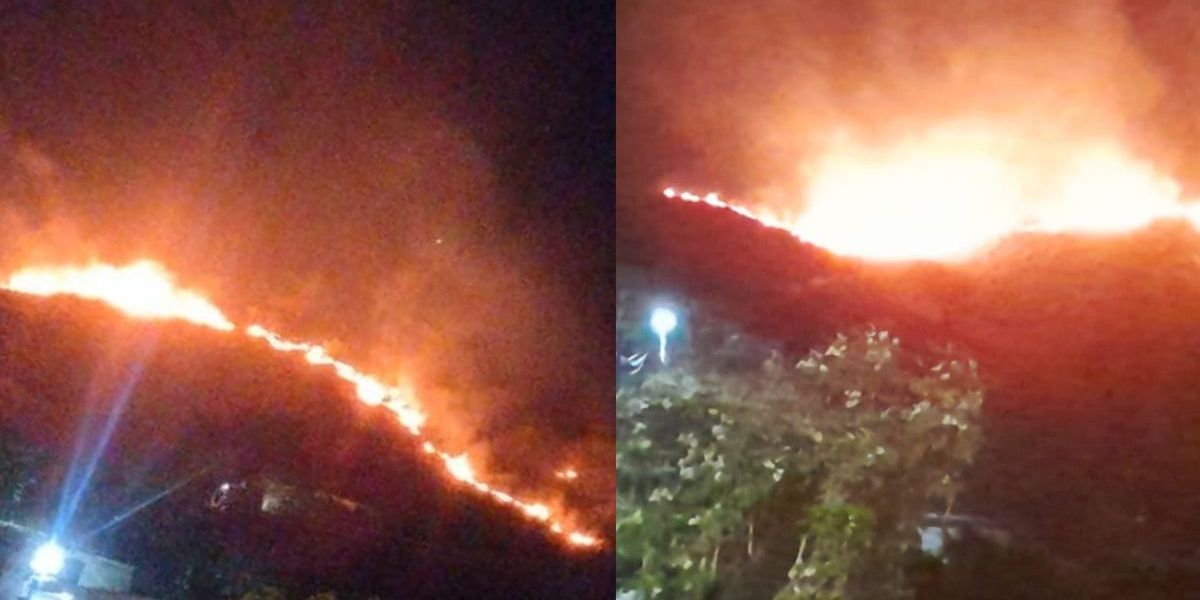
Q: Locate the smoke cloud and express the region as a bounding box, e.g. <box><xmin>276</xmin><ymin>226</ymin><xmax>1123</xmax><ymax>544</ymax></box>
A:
<box><xmin>0</xmin><ymin>2</ymin><xmax>612</xmax><ymax>525</ymax></box>
<box><xmin>618</xmin><ymin>0</ymin><xmax>1200</xmax><ymax>207</ymax></box>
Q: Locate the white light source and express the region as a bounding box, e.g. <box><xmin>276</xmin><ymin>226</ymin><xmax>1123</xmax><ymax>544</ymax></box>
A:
<box><xmin>650</xmin><ymin>308</ymin><xmax>679</xmax><ymax>364</ymax></box>
<box><xmin>30</xmin><ymin>540</ymin><xmax>66</xmax><ymax>578</ymax></box>
<box><xmin>650</xmin><ymin>308</ymin><xmax>678</xmax><ymax>337</ymax></box>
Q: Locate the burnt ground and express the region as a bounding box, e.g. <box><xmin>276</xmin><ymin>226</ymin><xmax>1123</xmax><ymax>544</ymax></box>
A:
<box><xmin>619</xmin><ymin>192</ymin><xmax>1200</xmax><ymax>570</ymax></box>
<box><xmin>0</xmin><ymin>290</ymin><xmax>613</xmax><ymax>599</ymax></box>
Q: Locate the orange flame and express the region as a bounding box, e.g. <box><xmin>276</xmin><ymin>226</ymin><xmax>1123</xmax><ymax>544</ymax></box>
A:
<box><xmin>245</xmin><ymin>325</ymin><xmax>426</xmax><ymax>435</ymax></box>
<box><xmin>2</xmin><ymin>261</ymin><xmax>600</xmax><ymax>549</ymax></box>
<box><xmin>5</xmin><ymin>261</ymin><xmax>235</xmax><ymax>330</ymax></box>
<box><xmin>667</xmin><ymin>129</ymin><xmax>1200</xmax><ymax>261</ymax></box>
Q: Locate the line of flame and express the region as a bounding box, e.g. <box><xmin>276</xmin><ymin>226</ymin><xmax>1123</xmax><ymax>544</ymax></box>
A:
<box><xmin>3</xmin><ymin>262</ymin><xmax>599</xmax><ymax>549</ymax></box>
<box><xmin>661</xmin><ymin>186</ymin><xmax>1200</xmax><ymax>261</ymax></box>
<box><xmin>5</xmin><ymin>261</ymin><xmax>236</xmax><ymax>330</ymax></box>
<box><xmin>245</xmin><ymin>324</ymin><xmax>598</xmax><ymax>546</ymax></box>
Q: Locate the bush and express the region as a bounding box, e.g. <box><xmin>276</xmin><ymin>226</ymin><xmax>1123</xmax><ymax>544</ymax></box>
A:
<box><xmin>616</xmin><ymin>295</ymin><xmax>983</xmax><ymax>599</ymax></box>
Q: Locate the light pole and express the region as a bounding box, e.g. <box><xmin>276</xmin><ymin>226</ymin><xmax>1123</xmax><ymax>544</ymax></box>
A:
<box><xmin>650</xmin><ymin>307</ymin><xmax>679</xmax><ymax>365</ymax></box>
<box><xmin>21</xmin><ymin>539</ymin><xmax>66</xmax><ymax>599</ymax></box>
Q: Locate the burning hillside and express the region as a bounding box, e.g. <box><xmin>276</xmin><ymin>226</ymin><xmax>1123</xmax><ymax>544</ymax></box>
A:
<box><xmin>1</xmin><ymin>260</ymin><xmax>599</xmax><ymax>548</ymax></box>
<box><xmin>618</xmin><ymin>0</ymin><xmax>1200</xmax><ymax>594</ymax></box>
<box><xmin>0</xmin><ymin>1</ymin><xmax>611</xmax><ymax>596</ymax></box>
<box><xmin>660</xmin><ymin>131</ymin><xmax>1200</xmax><ymax>262</ymax></box>
<box><xmin>620</xmin><ymin>186</ymin><xmax>1200</xmax><ymax>565</ymax></box>
<box><xmin>0</xmin><ymin>286</ymin><xmax>609</xmax><ymax>596</ymax></box>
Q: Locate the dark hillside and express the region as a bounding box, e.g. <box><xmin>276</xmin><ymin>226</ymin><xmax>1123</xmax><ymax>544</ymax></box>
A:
<box><xmin>620</xmin><ymin>193</ymin><xmax>1200</xmax><ymax>568</ymax></box>
<box><xmin>0</xmin><ymin>290</ymin><xmax>610</xmax><ymax>598</ymax></box>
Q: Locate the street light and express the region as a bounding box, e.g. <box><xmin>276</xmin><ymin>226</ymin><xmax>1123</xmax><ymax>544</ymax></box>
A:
<box><xmin>650</xmin><ymin>307</ymin><xmax>678</xmax><ymax>365</ymax></box>
<box><xmin>29</xmin><ymin>540</ymin><xmax>66</xmax><ymax>578</ymax></box>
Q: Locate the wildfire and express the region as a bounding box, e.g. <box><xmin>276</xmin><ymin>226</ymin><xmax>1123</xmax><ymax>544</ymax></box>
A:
<box><xmin>245</xmin><ymin>325</ymin><xmax>426</xmax><ymax>435</ymax></box>
<box><xmin>6</xmin><ymin>261</ymin><xmax>235</xmax><ymax>330</ymax></box>
<box><xmin>666</xmin><ymin>128</ymin><xmax>1200</xmax><ymax>262</ymax></box>
<box><xmin>2</xmin><ymin>261</ymin><xmax>600</xmax><ymax>549</ymax></box>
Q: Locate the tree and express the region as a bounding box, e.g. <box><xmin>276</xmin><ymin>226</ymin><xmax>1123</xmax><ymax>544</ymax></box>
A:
<box><xmin>616</xmin><ymin>294</ymin><xmax>983</xmax><ymax>599</ymax></box>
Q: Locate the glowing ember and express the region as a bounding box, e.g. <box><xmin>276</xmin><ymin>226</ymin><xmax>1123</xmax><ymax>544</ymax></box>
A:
<box><xmin>667</xmin><ymin>129</ymin><xmax>1200</xmax><ymax>261</ymax></box>
<box><xmin>443</xmin><ymin>453</ymin><xmax>477</xmax><ymax>483</ymax></box>
<box><xmin>6</xmin><ymin>261</ymin><xmax>235</xmax><ymax>330</ymax></box>
<box><xmin>1</xmin><ymin>261</ymin><xmax>600</xmax><ymax>549</ymax></box>
<box><xmin>568</xmin><ymin>532</ymin><xmax>598</xmax><ymax>546</ymax></box>
<box><xmin>521</xmin><ymin>503</ymin><xmax>552</xmax><ymax>521</ymax></box>
<box><xmin>245</xmin><ymin>325</ymin><xmax>426</xmax><ymax>434</ymax></box>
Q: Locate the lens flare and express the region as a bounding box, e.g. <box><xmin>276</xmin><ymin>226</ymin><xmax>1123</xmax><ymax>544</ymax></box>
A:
<box><xmin>2</xmin><ymin>261</ymin><xmax>600</xmax><ymax>549</ymax></box>
<box><xmin>29</xmin><ymin>541</ymin><xmax>65</xmax><ymax>577</ymax></box>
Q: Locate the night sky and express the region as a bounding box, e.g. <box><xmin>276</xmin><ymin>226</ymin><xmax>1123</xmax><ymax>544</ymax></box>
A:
<box><xmin>0</xmin><ymin>0</ymin><xmax>613</xmax><ymax>543</ymax></box>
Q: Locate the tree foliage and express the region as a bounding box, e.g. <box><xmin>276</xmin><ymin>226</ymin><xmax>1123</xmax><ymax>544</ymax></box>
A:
<box><xmin>616</xmin><ymin>294</ymin><xmax>984</xmax><ymax>599</ymax></box>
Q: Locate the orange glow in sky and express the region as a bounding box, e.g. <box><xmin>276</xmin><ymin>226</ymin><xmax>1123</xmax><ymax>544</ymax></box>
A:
<box><xmin>667</xmin><ymin>125</ymin><xmax>1200</xmax><ymax>262</ymax></box>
